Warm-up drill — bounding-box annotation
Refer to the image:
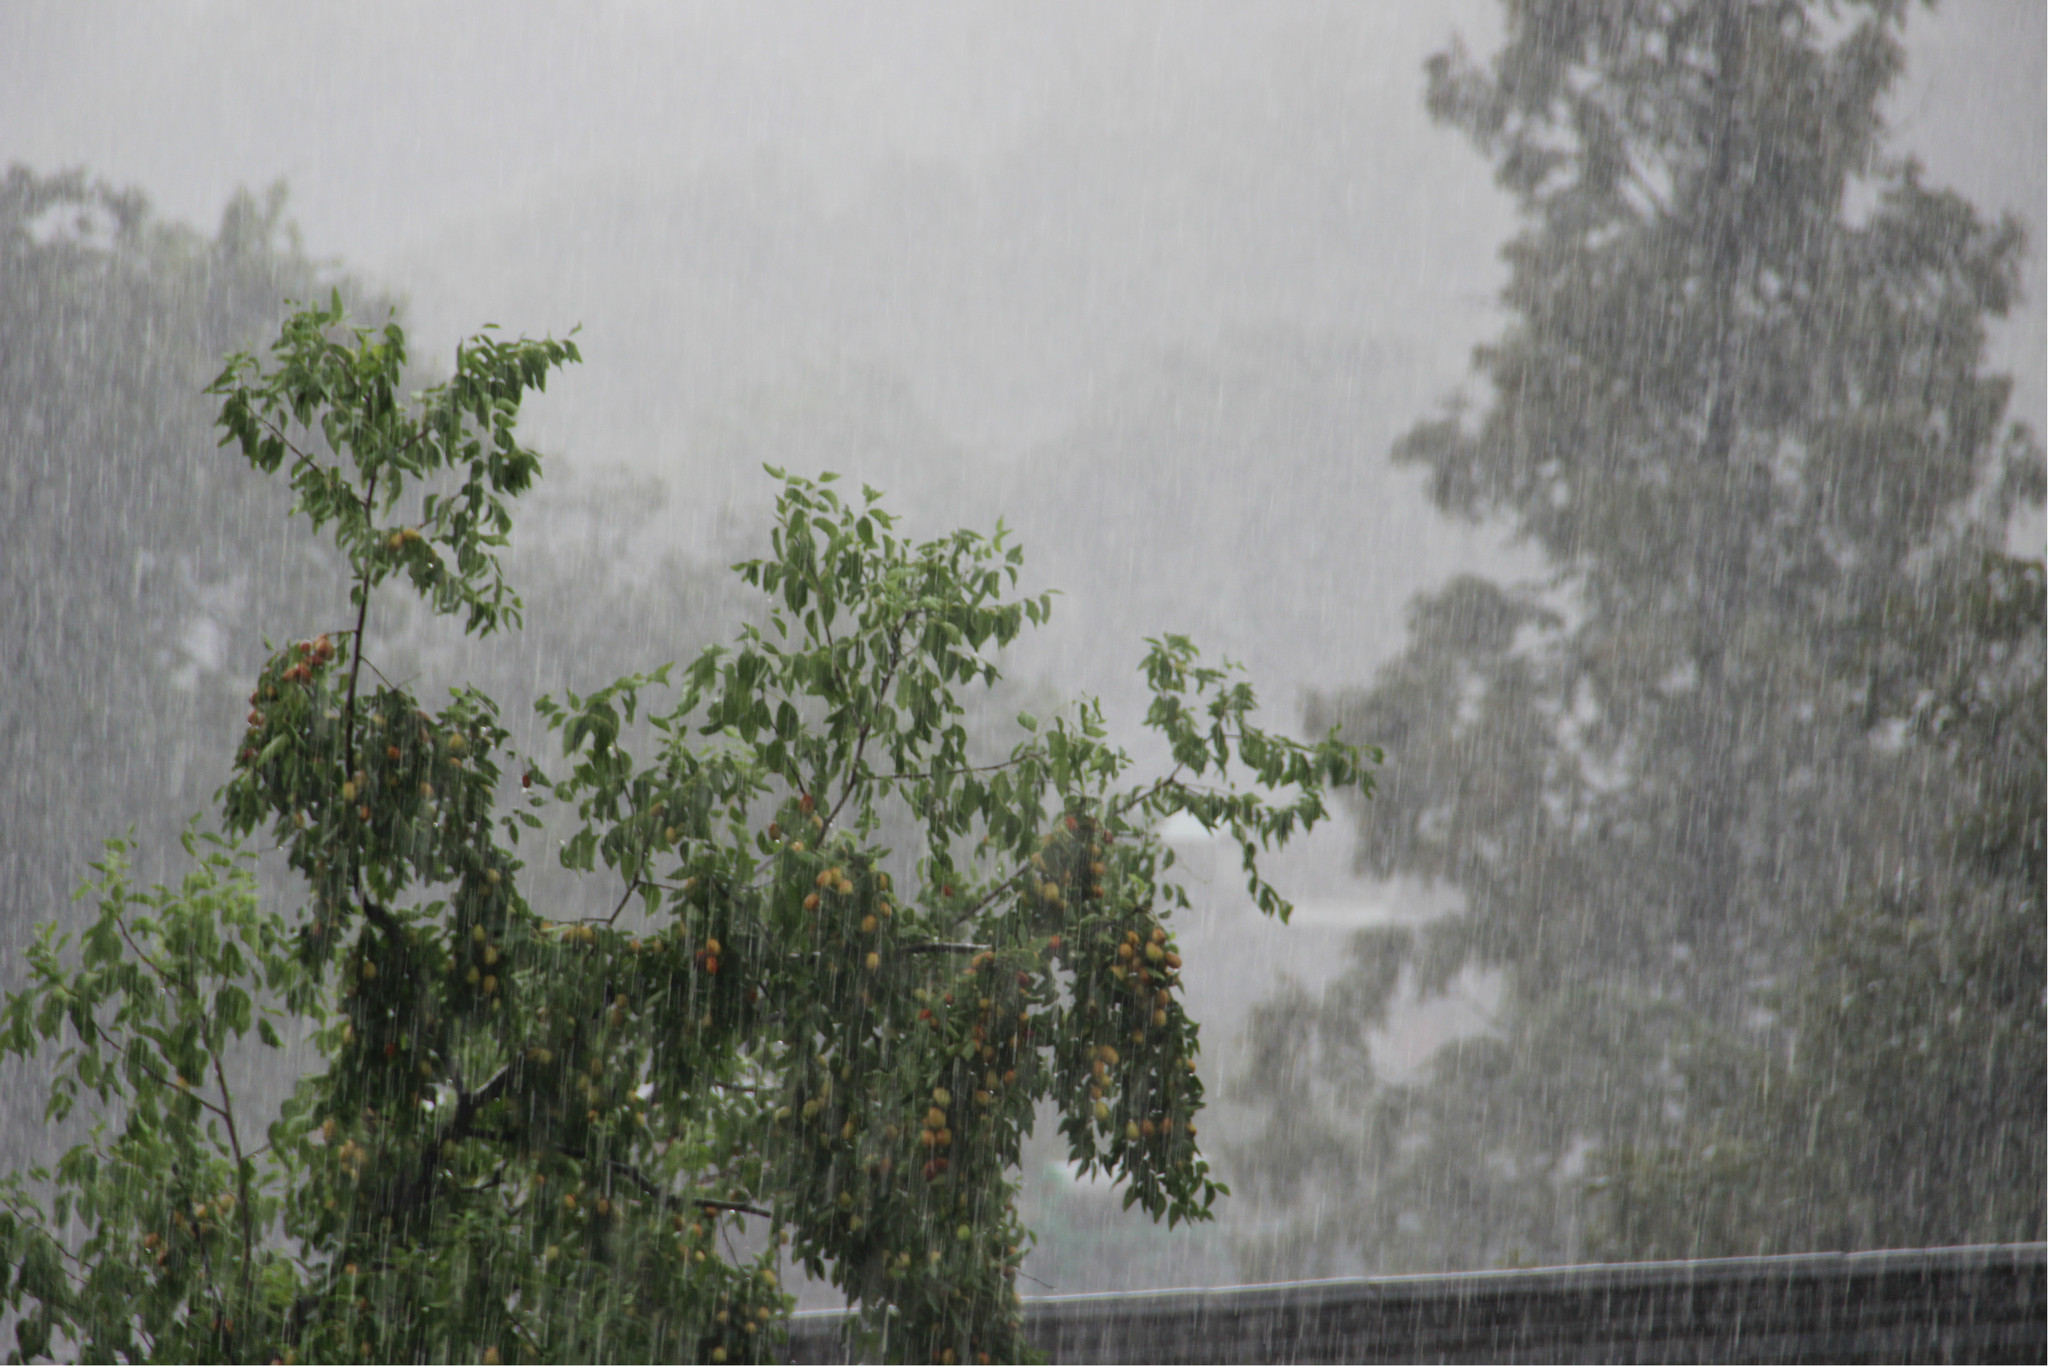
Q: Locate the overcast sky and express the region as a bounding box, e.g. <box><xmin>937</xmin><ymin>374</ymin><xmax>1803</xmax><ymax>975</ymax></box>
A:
<box><xmin>4</xmin><ymin>1</ymin><xmax>2039</xmax><ymax>441</ymax></box>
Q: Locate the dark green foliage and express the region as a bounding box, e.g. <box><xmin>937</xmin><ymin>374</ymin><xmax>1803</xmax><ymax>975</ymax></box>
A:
<box><xmin>1231</xmin><ymin>0</ymin><xmax>2044</xmax><ymax>1274</ymax></box>
<box><xmin>1</xmin><ymin>302</ymin><xmax>1366</xmax><ymax>1362</ymax></box>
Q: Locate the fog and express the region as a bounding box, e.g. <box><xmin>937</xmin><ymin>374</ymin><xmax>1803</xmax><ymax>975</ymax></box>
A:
<box><xmin>2</xmin><ymin>0</ymin><xmax>2042</xmax><ymax>1323</ymax></box>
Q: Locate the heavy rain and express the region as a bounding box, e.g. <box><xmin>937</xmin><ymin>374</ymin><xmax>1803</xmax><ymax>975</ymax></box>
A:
<box><xmin>1</xmin><ymin>3</ymin><xmax>2041</xmax><ymax>1362</ymax></box>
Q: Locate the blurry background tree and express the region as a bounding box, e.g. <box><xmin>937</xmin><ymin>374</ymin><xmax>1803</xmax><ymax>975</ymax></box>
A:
<box><xmin>1232</xmin><ymin>0</ymin><xmax>2046</xmax><ymax>1273</ymax></box>
<box><xmin>0</xmin><ymin>167</ymin><xmax>353</xmax><ymax>940</ymax></box>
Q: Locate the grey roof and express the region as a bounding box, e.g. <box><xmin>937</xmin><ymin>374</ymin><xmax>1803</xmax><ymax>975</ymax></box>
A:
<box><xmin>786</xmin><ymin>1242</ymin><xmax>2045</xmax><ymax>1363</ymax></box>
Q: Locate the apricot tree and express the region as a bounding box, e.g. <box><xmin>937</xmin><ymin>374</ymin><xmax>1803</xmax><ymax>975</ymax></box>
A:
<box><xmin>0</xmin><ymin>296</ymin><xmax>1367</xmax><ymax>1364</ymax></box>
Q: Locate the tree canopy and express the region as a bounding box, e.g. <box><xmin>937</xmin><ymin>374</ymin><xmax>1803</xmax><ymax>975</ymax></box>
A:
<box><xmin>0</xmin><ymin>297</ymin><xmax>1366</xmax><ymax>1363</ymax></box>
<box><xmin>1232</xmin><ymin>0</ymin><xmax>2044</xmax><ymax>1274</ymax></box>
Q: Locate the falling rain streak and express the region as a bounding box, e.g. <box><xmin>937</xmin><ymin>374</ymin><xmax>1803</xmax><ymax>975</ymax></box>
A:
<box><xmin>0</xmin><ymin>2</ymin><xmax>2041</xmax><ymax>1362</ymax></box>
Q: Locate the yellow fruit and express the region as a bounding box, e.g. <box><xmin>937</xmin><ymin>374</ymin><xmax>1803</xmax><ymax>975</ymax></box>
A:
<box><xmin>865</xmin><ymin>952</ymin><xmax>880</xmax><ymax>971</ymax></box>
<box><xmin>1125</xmin><ymin>1121</ymin><xmax>1141</xmax><ymax>1141</ymax></box>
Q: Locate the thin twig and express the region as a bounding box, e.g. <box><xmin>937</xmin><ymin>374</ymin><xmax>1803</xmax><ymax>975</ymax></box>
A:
<box><xmin>342</xmin><ymin>469</ymin><xmax>378</xmax><ymax>925</ymax></box>
<box><xmin>206</xmin><ymin>1044</ymin><xmax>259</xmax><ymax>1308</ymax></box>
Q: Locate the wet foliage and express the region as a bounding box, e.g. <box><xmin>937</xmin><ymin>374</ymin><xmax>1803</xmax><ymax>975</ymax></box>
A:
<box><xmin>0</xmin><ymin>300</ymin><xmax>1367</xmax><ymax>1362</ymax></box>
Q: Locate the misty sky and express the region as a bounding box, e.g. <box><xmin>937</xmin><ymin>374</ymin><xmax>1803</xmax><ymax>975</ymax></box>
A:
<box><xmin>5</xmin><ymin>2</ymin><xmax>2040</xmax><ymax>452</ymax></box>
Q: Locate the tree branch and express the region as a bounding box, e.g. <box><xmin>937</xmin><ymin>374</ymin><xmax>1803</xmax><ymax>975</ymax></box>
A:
<box><xmin>822</xmin><ymin>619</ymin><xmax>910</xmax><ymax>841</ymax></box>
